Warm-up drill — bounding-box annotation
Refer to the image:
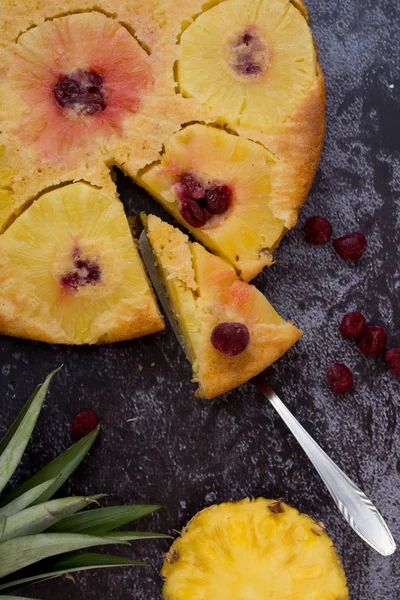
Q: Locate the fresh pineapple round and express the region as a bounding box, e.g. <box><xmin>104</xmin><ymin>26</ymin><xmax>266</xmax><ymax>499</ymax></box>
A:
<box><xmin>162</xmin><ymin>498</ymin><xmax>349</xmax><ymax>600</ymax></box>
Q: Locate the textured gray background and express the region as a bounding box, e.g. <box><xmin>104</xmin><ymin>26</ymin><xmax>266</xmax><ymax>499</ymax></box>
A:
<box><xmin>0</xmin><ymin>0</ymin><xmax>399</xmax><ymax>597</ymax></box>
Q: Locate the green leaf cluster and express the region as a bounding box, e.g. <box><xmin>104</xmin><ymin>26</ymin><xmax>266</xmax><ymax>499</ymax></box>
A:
<box><xmin>0</xmin><ymin>368</ymin><xmax>168</xmax><ymax>598</ymax></box>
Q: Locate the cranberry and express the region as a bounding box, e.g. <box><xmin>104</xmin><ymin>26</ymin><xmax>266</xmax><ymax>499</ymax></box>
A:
<box><xmin>180</xmin><ymin>198</ymin><xmax>208</xmax><ymax>228</ymax></box>
<box><xmin>358</xmin><ymin>326</ymin><xmax>387</xmax><ymax>356</ymax></box>
<box><xmin>385</xmin><ymin>349</ymin><xmax>400</xmax><ymax>375</ymax></box>
<box><xmin>60</xmin><ymin>254</ymin><xmax>102</xmax><ymax>292</ymax></box>
<box><xmin>339</xmin><ymin>312</ymin><xmax>366</xmax><ymax>339</ymax></box>
<box><xmin>304</xmin><ymin>216</ymin><xmax>332</xmax><ymax>244</ymax></box>
<box><xmin>180</xmin><ymin>173</ymin><xmax>205</xmax><ymax>200</ymax></box>
<box><xmin>71</xmin><ymin>410</ymin><xmax>99</xmax><ymax>439</ymax></box>
<box><xmin>54</xmin><ymin>69</ymin><xmax>106</xmax><ymax>116</ymax></box>
<box><xmin>333</xmin><ymin>232</ymin><xmax>367</xmax><ymax>261</ymax></box>
<box><xmin>210</xmin><ymin>322</ymin><xmax>250</xmax><ymax>356</ymax></box>
<box><xmin>327</xmin><ymin>363</ymin><xmax>353</xmax><ymax>394</ymax></box>
<box><xmin>204</xmin><ymin>184</ymin><xmax>232</xmax><ymax>214</ymax></box>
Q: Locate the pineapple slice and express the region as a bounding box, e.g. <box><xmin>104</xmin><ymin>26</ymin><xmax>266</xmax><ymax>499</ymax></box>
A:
<box><xmin>138</xmin><ymin>124</ymin><xmax>286</xmax><ymax>281</ymax></box>
<box><xmin>0</xmin><ymin>182</ymin><xmax>164</xmax><ymax>344</ymax></box>
<box><xmin>6</xmin><ymin>12</ymin><xmax>152</xmax><ymax>161</ymax></box>
<box><xmin>143</xmin><ymin>214</ymin><xmax>301</xmax><ymax>399</ymax></box>
<box><xmin>162</xmin><ymin>498</ymin><xmax>349</xmax><ymax>600</ymax></box>
<box><xmin>177</xmin><ymin>0</ymin><xmax>318</xmax><ymax>131</ymax></box>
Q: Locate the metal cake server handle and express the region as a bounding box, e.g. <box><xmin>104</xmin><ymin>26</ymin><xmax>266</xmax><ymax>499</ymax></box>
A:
<box><xmin>139</xmin><ymin>231</ymin><xmax>396</xmax><ymax>557</ymax></box>
<box><xmin>253</xmin><ymin>374</ymin><xmax>396</xmax><ymax>556</ymax></box>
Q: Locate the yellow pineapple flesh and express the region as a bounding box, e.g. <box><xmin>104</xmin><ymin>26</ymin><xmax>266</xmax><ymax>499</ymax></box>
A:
<box><xmin>139</xmin><ymin>124</ymin><xmax>286</xmax><ymax>281</ymax></box>
<box><xmin>178</xmin><ymin>0</ymin><xmax>317</xmax><ymax>131</ymax></box>
<box><xmin>0</xmin><ymin>182</ymin><xmax>164</xmax><ymax>344</ymax></box>
<box><xmin>143</xmin><ymin>214</ymin><xmax>301</xmax><ymax>399</ymax></box>
<box><xmin>162</xmin><ymin>498</ymin><xmax>349</xmax><ymax>600</ymax></box>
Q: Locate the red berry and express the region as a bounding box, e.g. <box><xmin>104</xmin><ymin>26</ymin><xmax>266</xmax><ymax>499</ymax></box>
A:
<box><xmin>71</xmin><ymin>410</ymin><xmax>99</xmax><ymax>439</ymax></box>
<box><xmin>204</xmin><ymin>184</ymin><xmax>232</xmax><ymax>215</ymax></box>
<box><xmin>358</xmin><ymin>326</ymin><xmax>387</xmax><ymax>356</ymax></box>
<box><xmin>304</xmin><ymin>216</ymin><xmax>332</xmax><ymax>244</ymax></box>
<box><xmin>385</xmin><ymin>349</ymin><xmax>400</xmax><ymax>375</ymax></box>
<box><xmin>180</xmin><ymin>173</ymin><xmax>205</xmax><ymax>200</ymax></box>
<box><xmin>210</xmin><ymin>322</ymin><xmax>250</xmax><ymax>356</ymax></box>
<box><xmin>327</xmin><ymin>363</ymin><xmax>353</xmax><ymax>394</ymax></box>
<box><xmin>339</xmin><ymin>312</ymin><xmax>366</xmax><ymax>339</ymax></box>
<box><xmin>179</xmin><ymin>198</ymin><xmax>208</xmax><ymax>228</ymax></box>
<box><xmin>333</xmin><ymin>232</ymin><xmax>367</xmax><ymax>261</ymax></box>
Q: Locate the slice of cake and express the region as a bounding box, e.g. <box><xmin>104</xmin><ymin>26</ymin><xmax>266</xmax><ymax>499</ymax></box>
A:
<box><xmin>143</xmin><ymin>214</ymin><xmax>302</xmax><ymax>399</ymax></box>
<box><xmin>0</xmin><ymin>182</ymin><xmax>164</xmax><ymax>344</ymax></box>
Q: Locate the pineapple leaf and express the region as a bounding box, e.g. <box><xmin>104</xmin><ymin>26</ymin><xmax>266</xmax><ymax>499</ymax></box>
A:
<box><xmin>0</xmin><ymin>596</ymin><xmax>37</xmax><ymax>600</ymax></box>
<box><xmin>1</xmin><ymin>426</ymin><xmax>100</xmax><ymax>506</ymax></box>
<box><xmin>0</xmin><ymin>517</ymin><xmax>5</xmax><ymax>539</ymax></box>
<box><xmin>0</xmin><ymin>387</ymin><xmax>40</xmax><ymax>457</ymax></box>
<box><xmin>0</xmin><ymin>533</ymin><xmax>128</xmax><ymax>579</ymax></box>
<box><xmin>1</xmin><ymin>496</ymin><xmax>103</xmax><ymax>543</ymax></box>
<box><xmin>47</xmin><ymin>504</ymin><xmax>161</xmax><ymax>535</ymax></box>
<box><xmin>0</xmin><ymin>368</ymin><xmax>61</xmax><ymax>495</ymax></box>
<box><xmin>0</xmin><ymin>553</ymin><xmax>146</xmax><ymax>593</ymax></box>
<box><xmin>103</xmin><ymin>531</ymin><xmax>171</xmax><ymax>541</ymax></box>
<box><xmin>0</xmin><ymin>478</ymin><xmax>60</xmax><ymax>518</ymax></box>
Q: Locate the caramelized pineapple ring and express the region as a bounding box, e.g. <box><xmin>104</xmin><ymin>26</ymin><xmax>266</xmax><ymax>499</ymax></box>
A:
<box><xmin>162</xmin><ymin>498</ymin><xmax>349</xmax><ymax>600</ymax></box>
<box><xmin>0</xmin><ymin>182</ymin><xmax>163</xmax><ymax>344</ymax></box>
<box><xmin>177</xmin><ymin>0</ymin><xmax>317</xmax><ymax>130</ymax></box>
<box><xmin>138</xmin><ymin>124</ymin><xmax>285</xmax><ymax>282</ymax></box>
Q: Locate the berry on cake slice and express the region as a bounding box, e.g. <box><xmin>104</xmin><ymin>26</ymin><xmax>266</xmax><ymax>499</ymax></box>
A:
<box><xmin>138</xmin><ymin>124</ymin><xmax>285</xmax><ymax>281</ymax></box>
<box><xmin>0</xmin><ymin>182</ymin><xmax>164</xmax><ymax>344</ymax></box>
<box><xmin>177</xmin><ymin>0</ymin><xmax>318</xmax><ymax>132</ymax></box>
<box><xmin>7</xmin><ymin>12</ymin><xmax>152</xmax><ymax>160</ymax></box>
<box><xmin>142</xmin><ymin>214</ymin><xmax>302</xmax><ymax>399</ymax></box>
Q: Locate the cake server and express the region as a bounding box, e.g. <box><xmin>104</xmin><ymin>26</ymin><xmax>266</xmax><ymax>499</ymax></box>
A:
<box><xmin>139</xmin><ymin>230</ymin><xmax>396</xmax><ymax>557</ymax></box>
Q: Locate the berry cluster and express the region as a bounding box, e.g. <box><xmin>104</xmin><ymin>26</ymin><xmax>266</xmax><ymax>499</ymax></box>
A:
<box><xmin>54</xmin><ymin>69</ymin><xmax>106</xmax><ymax>116</ymax></box>
<box><xmin>174</xmin><ymin>172</ymin><xmax>232</xmax><ymax>228</ymax></box>
<box><xmin>304</xmin><ymin>216</ymin><xmax>367</xmax><ymax>261</ymax></box>
<box><xmin>327</xmin><ymin>311</ymin><xmax>399</xmax><ymax>394</ymax></box>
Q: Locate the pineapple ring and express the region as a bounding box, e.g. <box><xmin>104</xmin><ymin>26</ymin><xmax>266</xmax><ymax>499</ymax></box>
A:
<box><xmin>162</xmin><ymin>498</ymin><xmax>349</xmax><ymax>600</ymax></box>
<box><xmin>177</xmin><ymin>0</ymin><xmax>318</xmax><ymax>131</ymax></box>
<box><xmin>7</xmin><ymin>12</ymin><xmax>152</xmax><ymax>160</ymax></box>
<box><xmin>0</xmin><ymin>181</ymin><xmax>163</xmax><ymax>344</ymax></box>
<box><xmin>139</xmin><ymin>123</ymin><xmax>286</xmax><ymax>281</ymax></box>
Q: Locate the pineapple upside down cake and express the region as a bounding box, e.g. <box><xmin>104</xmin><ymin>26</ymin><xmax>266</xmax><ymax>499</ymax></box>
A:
<box><xmin>0</xmin><ymin>0</ymin><xmax>324</xmax><ymax>387</ymax></box>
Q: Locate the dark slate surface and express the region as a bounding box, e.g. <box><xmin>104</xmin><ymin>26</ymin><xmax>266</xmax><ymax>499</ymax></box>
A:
<box><xmin>0</xmin><ymin>0</ymin><xmax>399</xmax><ymax>597</ymax></box>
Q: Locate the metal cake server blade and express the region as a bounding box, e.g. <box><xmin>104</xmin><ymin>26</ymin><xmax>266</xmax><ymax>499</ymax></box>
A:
<box><xmin>139</xmin><ymin>230</ymin><xmax>396</xmax><ymax>557</ymax></box>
